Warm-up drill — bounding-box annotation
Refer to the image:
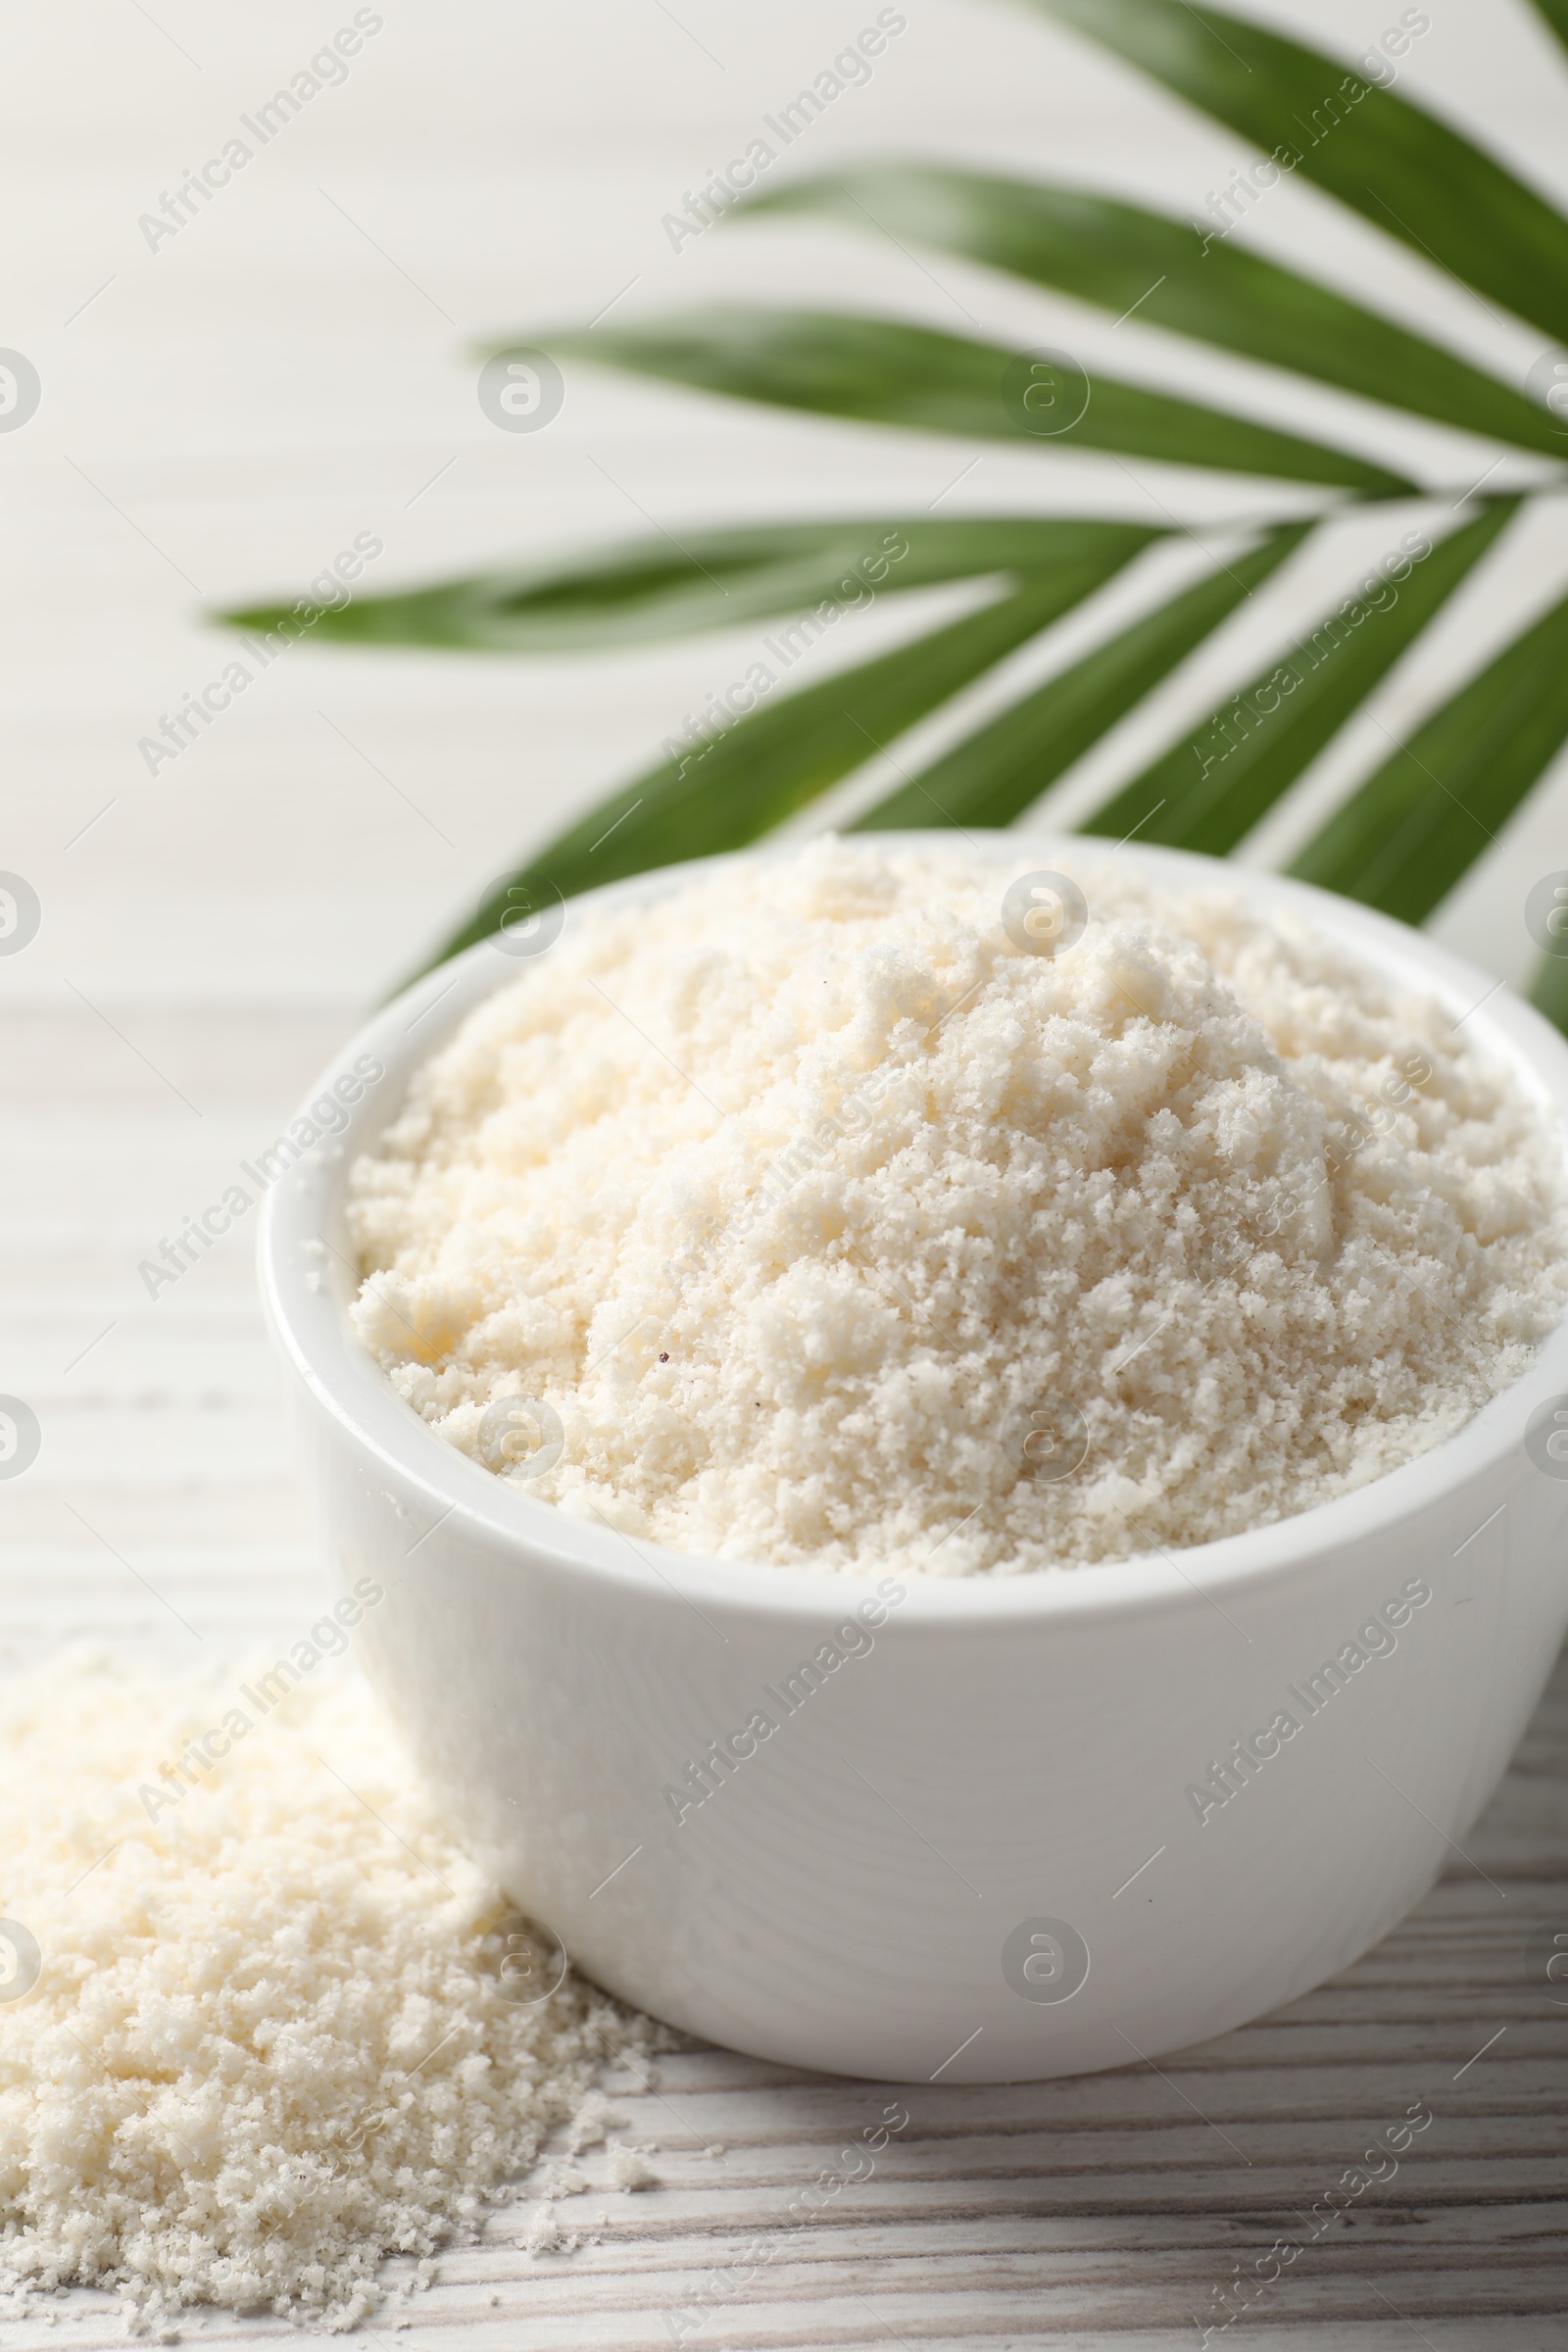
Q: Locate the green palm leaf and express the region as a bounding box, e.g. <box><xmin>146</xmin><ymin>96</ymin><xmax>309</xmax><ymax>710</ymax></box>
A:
<box><xmin>1289</xmin><ymin>577</ymin><xmax>1568</xmax><ymax>921</ymax></box>
<box><xmin>1079</xmin><ymin>499</ymin><xmax>1519</xmax><ymax>854</ymax></box>
<box><xmin>222</xmin><ymin>0</ymin><xmax>1568</xmax><ymax>1035</ymax></box>
<box><xmin>1028</xmin><ymin>0</ymin><xmax>1568</xmax><ymax>345</ymax></box>
<box><xmin>852</xmin><ymin>523</ymin><xmax>1311</xmax><ymax>832</ymax></box>
<box><xmin>749</xmin><ymin>168</ymin><xmax>1567</xmax><ymax>457</ymax></box>
<box><xmin>552</xmin><ymin>311</ymin><xmax>1413</xmax><ymax>492</ymax></box>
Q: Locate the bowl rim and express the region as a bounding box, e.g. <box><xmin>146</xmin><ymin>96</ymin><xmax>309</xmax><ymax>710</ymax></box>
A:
<box><xmin>258</xmin><ymin>831</ymin><xmax>1568</xmax><ymax>1630</ymax></box>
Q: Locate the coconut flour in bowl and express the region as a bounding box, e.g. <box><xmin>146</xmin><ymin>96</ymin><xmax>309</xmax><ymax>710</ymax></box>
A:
<box><xmin>345</xmin><ymin>840</ymin><xmax>1568</xmax><ymax>1575</ymax></box>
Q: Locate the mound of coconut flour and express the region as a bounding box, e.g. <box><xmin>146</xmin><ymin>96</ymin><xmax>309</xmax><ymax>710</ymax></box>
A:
<box><xmin>0</xmin><ymin>1657</ymin><xmax>647</xmax><ymax>2333</ymax></box>
<box><xmin>348</xmin><ymin>837</ymin><xmax>1568</xmax><ymax>1573</ymax></box>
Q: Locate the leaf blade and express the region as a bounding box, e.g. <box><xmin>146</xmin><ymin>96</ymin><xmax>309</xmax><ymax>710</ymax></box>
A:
<box><xmin>1078</xmin><ymin>498</ymin><xmax>1519</xmax><ymax>856</ymax></box>
<box><xmin>750</xmin><ymin>168</ymin><xmax>1568</xmax><ymax>458</ymax></box>
<box><xmin>851</xmin><ymin>523</ymin><xmax>1312</xmax><ymax>832</ymax></box>
<box><xmin>224</xmin><ymin>516</ymin><xmax>1158</xmax><ymax>654</ymax></box>
<box><xmin>1027</xmin><ymin>0</ymin><xmax>1568</xmax><ymax>348</ymax></box>
<box><xmin>553</xmin><ymin>309</ymin><xmax>1413</xmax><ymax>493</ymax></box>
<box><xmin>1288</xmin><ymin>573</ymin><xmax>1568</xmax><ymax>922</ymax></box>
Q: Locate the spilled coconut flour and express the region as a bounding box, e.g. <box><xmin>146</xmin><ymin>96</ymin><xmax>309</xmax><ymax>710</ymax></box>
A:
<box><xmin>348</xmin><ymin>838</ymin><xmax>1568</xmax><ymax>1573</ymax></box>
<box><xmin>0</xmin><ymin>1656</ymin><xmax>655</xmax><ymax>2333</ymax></box>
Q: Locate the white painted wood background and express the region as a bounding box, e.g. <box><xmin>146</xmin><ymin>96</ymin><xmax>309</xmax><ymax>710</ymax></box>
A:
<box><xmin>3</xmin><ymin>0</ymin><xmax>1567</xmax><ymax>2340</ymax></box>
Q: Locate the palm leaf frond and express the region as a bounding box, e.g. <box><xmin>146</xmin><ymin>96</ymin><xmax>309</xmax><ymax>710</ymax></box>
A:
<box><xmin>220</xmin><ymin>0</ymin><xmax>1568</xmax><ymax>1033</ymax></box>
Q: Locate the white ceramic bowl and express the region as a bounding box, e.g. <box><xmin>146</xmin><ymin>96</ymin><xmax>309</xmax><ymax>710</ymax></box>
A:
<box><xmin>259</xmin><ymin>836</ymin><xmax>1568</xmax><ymax>2083</ymax></box>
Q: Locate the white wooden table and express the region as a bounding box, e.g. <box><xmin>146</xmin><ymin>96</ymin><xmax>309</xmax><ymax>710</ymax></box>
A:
<box><xmin>5</xmin><ymin>2</ymin><xmax>1568</xmax><ymax>2339</ymax></box>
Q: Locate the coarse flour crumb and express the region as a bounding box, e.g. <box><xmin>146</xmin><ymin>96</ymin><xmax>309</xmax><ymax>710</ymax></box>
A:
<box><xmin>348</xmin><ymin>839</ymin><xmax>1568</xmax><ymax>1573</ymax></box>
<box><xmin>0</xmin><ymin>1657</ymin><xmax>644</xmax><ymax>2333</ymax></box>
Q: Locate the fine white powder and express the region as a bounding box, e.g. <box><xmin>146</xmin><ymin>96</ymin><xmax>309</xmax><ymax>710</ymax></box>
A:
<box><xmin>0</xmin><ymin>1657</ymin><xmax>644</xmax><ymax>2333</ymax></box>
<box><xmin>348</xmin><ymin>838</ymin><xmax>1568</xmax><ymax>1574</ymax></box>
